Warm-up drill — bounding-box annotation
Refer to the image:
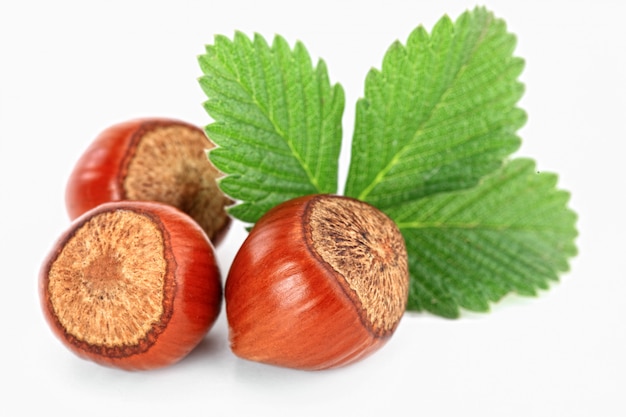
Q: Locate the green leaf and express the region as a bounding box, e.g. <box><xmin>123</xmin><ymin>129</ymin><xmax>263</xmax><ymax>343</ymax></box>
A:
<box><xmin>195</xmin><ymin>9</ymin><xmax>578</xmax><ymax>320</ymax></box>
<box><xmin>345</xmin><ymin>7</ymin><xmax>526</xmax><ymax>211</ymax></box>
<box><xmin>391</xmin><ymin>159</ymin><xmax>578</xmax><ymax>318</ymax></box>
<box><xmin>198</xmin><ymin>32</ymin><xmax>345</xmax><ymax>224</ymax></box>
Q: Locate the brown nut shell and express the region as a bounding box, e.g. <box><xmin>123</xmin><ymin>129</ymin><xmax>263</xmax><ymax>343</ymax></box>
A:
<box><xmin>40</xmin><ymin>201</ymin><xmax>222</xmax><ymax>370</ymax></box>
<box><xmin>65</xmin><ymin>118</ymin><xmax>232</xmax><ymax>245</ymax></box>
<box><xmin>225</xmin><ymin>194</ymin><xmax>409</xmax><ymax>370</ymax></box>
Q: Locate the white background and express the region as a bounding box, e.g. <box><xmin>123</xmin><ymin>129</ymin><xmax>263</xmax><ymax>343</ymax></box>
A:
<box><xmin>1</xmin><ymin>0</ymin><xmax>624</xmax><ymax>416</ymax></box>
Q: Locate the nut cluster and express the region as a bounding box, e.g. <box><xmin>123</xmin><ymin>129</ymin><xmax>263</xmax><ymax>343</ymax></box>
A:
<box><xmin>40</xmin><ymin>119</ymin><xmax>410</xmax><ymax>372</ymax></box>
<box><xmin>40</xmin><ymin>118</ymin><xmax>228</xmax><ymax>370</ymax></box>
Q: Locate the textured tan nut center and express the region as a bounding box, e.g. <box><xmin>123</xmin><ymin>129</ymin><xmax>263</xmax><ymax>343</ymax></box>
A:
<box><xmin>306</xmin><ymin>196</ymin><xmax>409</xmax><ymax>336</ymax></box>
<box><xmin>123</xmin><ymin>123</ymin><xmax>230</xmax><ymax>240</ymax></box>
<box><xmin>47</xmin><ymin>210</ymin><xmax>167</xmax><ymax>347</ymax></box>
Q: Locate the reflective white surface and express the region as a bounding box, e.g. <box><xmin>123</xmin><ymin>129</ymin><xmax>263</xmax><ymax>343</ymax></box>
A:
<box><xmin>1</xmin><ymin>0</ymin><xmax>624</xmax><ymax>415</ymax></box>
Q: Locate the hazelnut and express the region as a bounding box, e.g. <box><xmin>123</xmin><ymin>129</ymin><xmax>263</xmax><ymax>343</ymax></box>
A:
<box><xmin>39</xmin><ymin>201</ymin><xmax>222</xmax><ymax>370</ymax></box>
<box><xmin>225</xmin><ymin>194</ymin><xmax>409</xmax><ymax>370</ymax></box>
<box><xmin>65</xmin><ymin>118</ymin><xmax>232</xmax><ymax>245</ymax></box>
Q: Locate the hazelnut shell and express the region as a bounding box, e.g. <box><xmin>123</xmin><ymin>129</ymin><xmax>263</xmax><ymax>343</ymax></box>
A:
<box><xmin>65</xmin><ymin>118</ymin><xmax>231</xmax><ymax>245</ymax></box>
<box><xmin>225</xmin><ymin>194</ymin><xmax>409</xmax><ymax>370</ymax></box>
<box><xmin>39</xmin><ymin>201</ymin><xmax>222</xmax><ymax>370</ymax></box>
